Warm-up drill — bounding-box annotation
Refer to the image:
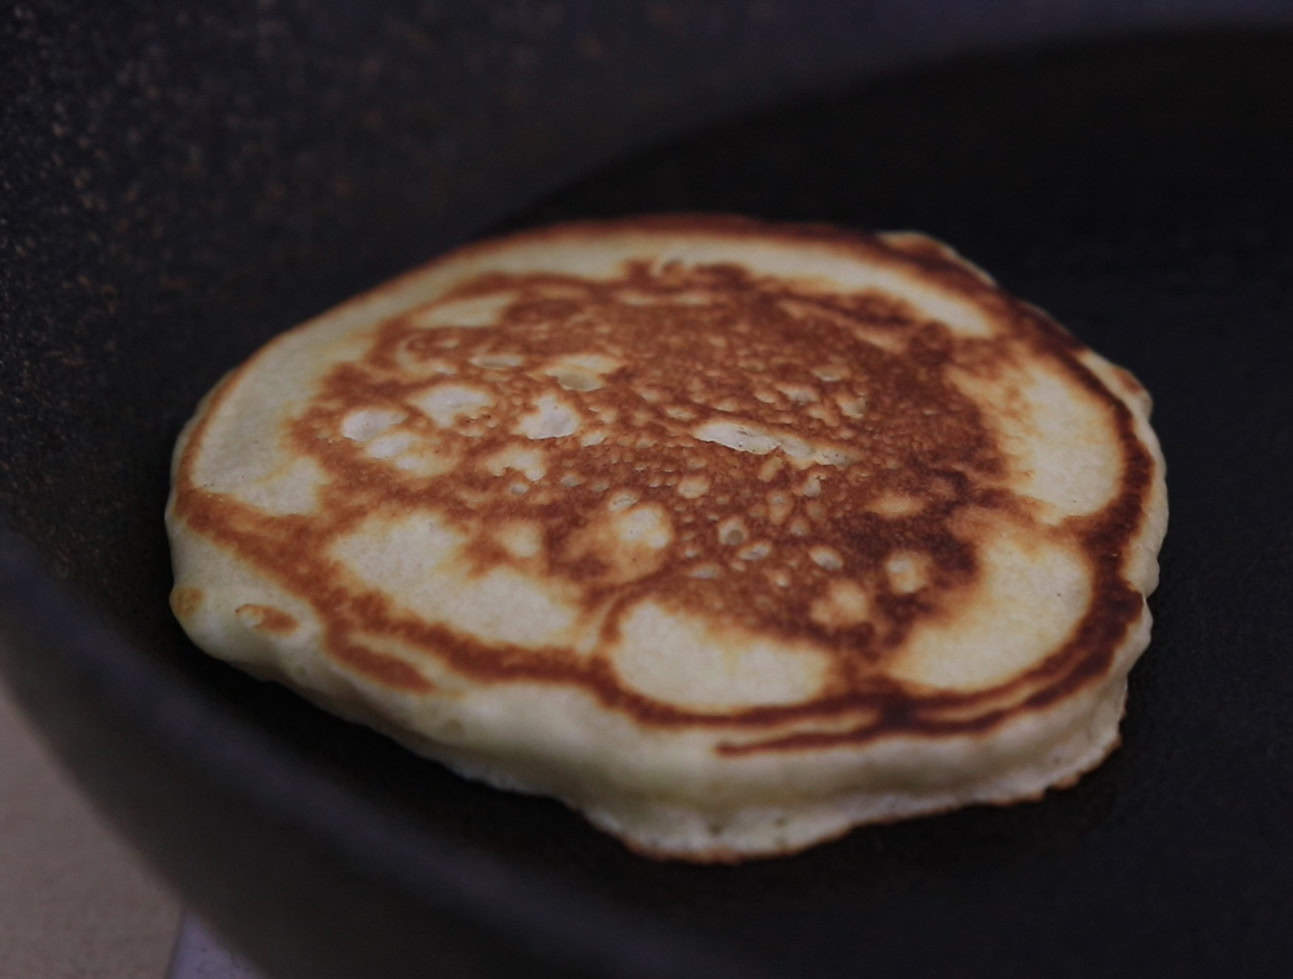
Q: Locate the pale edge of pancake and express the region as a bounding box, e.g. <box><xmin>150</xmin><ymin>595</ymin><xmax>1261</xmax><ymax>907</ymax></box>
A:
<box><xmin>166</xmin><ymin>223</ymin><xmax>1169</xmax><ymax>862</ymax></box>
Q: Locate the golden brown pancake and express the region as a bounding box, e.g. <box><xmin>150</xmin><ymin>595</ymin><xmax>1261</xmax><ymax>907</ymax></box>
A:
<box><xmin>166</xmin><ymin>216</ymin><xmax>1167</xmax><ymax>861</ymax></box>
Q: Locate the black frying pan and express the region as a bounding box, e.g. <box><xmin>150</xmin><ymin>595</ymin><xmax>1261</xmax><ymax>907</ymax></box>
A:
<box><xmin>3</xmin><ymin>4</ymin><xmax>1292</xmax><ymax>977</ymax></box>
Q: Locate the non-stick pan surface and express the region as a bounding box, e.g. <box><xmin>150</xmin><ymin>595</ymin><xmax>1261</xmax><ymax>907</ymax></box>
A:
<box><xmin>3</xmin><ymin>13</ymin><xmax>1291</xmax><ymax>979</ymax></box>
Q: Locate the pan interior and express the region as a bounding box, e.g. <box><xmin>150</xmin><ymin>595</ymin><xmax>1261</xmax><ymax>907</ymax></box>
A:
<box><xmin>3</xmin><ymin>30</ymin><xmax>1291</xmax><ymax>979</ymax></box>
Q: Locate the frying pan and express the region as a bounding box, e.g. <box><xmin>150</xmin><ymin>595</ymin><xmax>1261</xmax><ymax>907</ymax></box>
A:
<box><xmin>3</xmin><ymin>3</ymin><xmax>1292</xmax><ymax>976</ymax></box>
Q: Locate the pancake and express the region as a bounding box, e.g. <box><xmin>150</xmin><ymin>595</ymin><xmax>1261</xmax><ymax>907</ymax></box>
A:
<box><xmin>166</xmin><ymin>216</ymin><xmax>1167</xmax><ymax>861</ymax></box>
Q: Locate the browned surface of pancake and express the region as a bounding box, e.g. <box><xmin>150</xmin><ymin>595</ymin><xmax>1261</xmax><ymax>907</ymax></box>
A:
<box><xmin>170</xmin><ymin>216</ymin><xmax>1159</xmax><ymax>756</ymax></box>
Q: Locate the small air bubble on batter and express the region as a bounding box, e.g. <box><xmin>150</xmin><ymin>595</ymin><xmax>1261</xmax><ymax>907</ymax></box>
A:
<box><xmin>717</xmin><ymin>517</ymin><xmax>748</xmax><ymax>547</ymax></box>
<box><xmin>810</xmin><ymin>545</ymin><xmax>844</xmax><ymax>571</ymax></box>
